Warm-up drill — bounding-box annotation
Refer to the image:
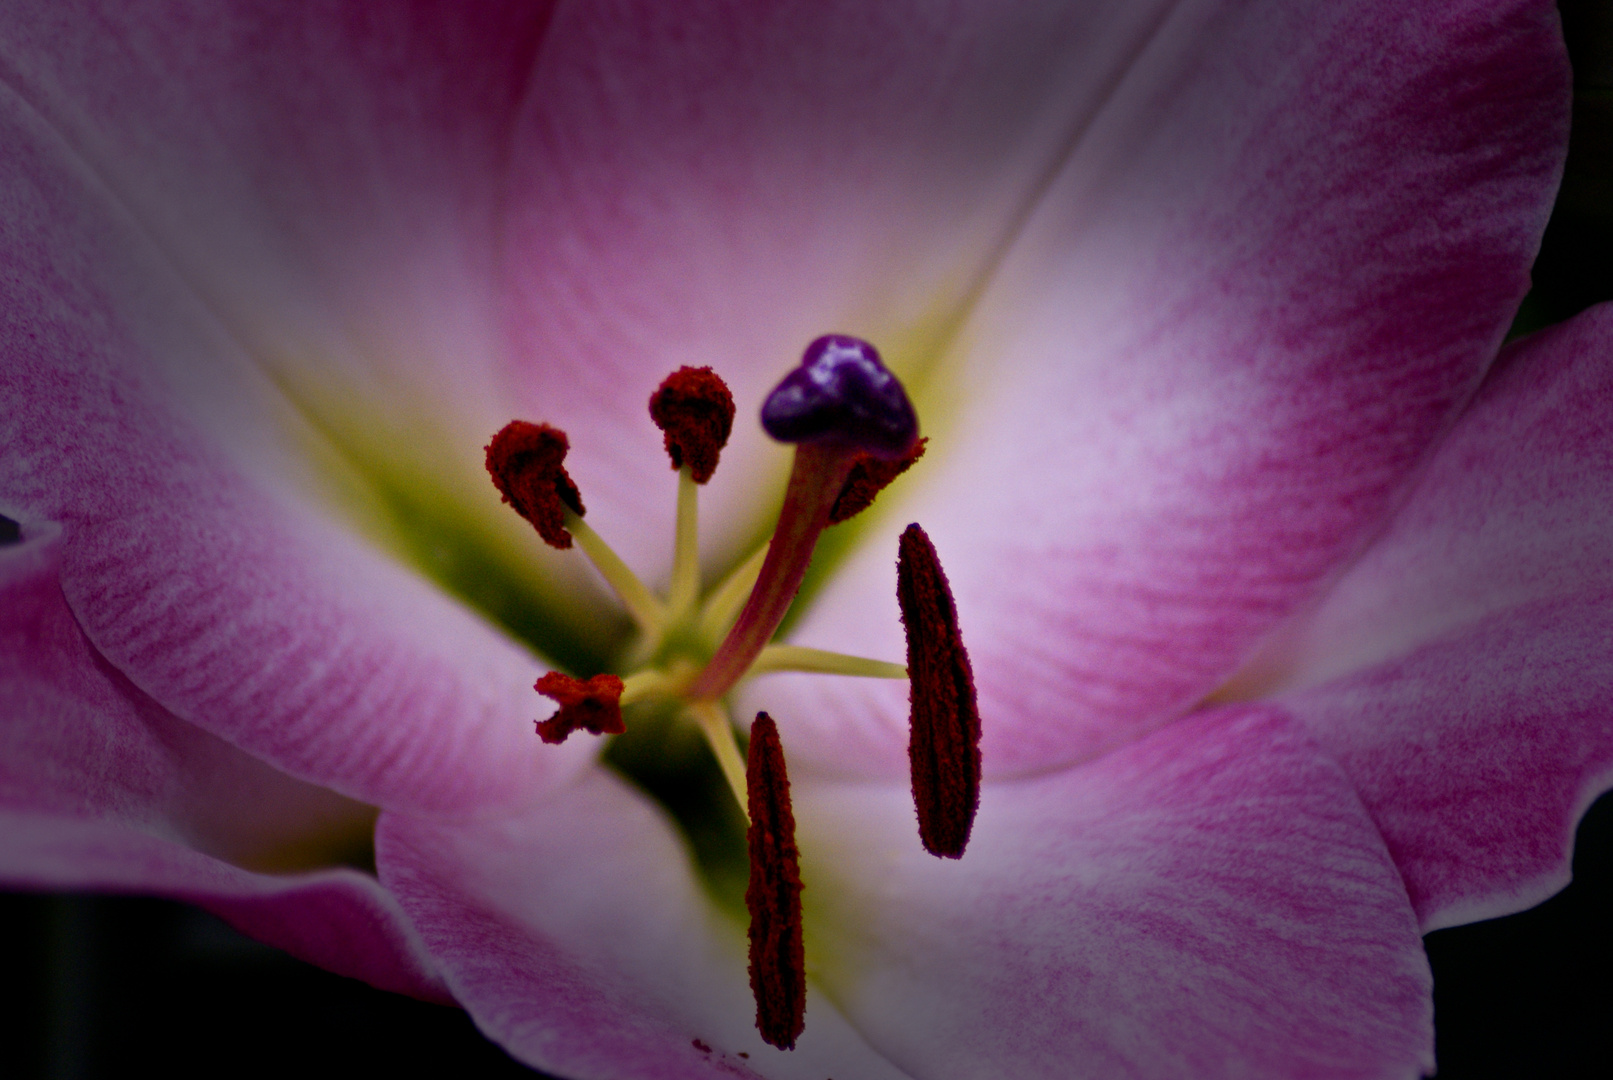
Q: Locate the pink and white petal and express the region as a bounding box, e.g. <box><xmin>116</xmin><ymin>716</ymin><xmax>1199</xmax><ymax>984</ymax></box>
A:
<box><xmin>378</xmin><ymin>773</ymin><xmax>917</xmax><ymax>1080</ymax></box>
<box><xmin>0</xmin><ymin>87</ymin><xmax>581</xmax><ymax>815</ymax></box>
<box><xmin>770</xmin><ymin>0</ymin><xmax>1570</xmax><ymax>779</ymax></box>
<box><xmin>1280</xmin><ymin>598</ymin><xmax>1613</xmax><ymax>934</ymax></box>
<box><xmin>2</xmin><ymin>812</ymin><xmax>447</xmax><ymax>1003</ymax></box>
<box><xmin>1236</xmin><ymin>303</ymin><xmax>1613</xmax><ymax>695</ymax></box>
<box><xmin>7</xmin><ymin>0</ymin><xmax>1182</xmax><ymax>581</ymax></box>
<box><xmin>0</xmin><ymin>1</ymin><xmax>628</xmax><ymax>653</ymax></box>
<box><xmin>495</xmin><ymin>0</ymin><xmax>1219</xmax><ymax>573</ymax></box>
<box><xmin>0</xmin><ymin>0</ymin><xmax>559</xmax><ymax>438</ymax></box>
<box><xmin>1</xmin><ymin>519</ymin><xmax>361</xmax><ymax>863</ymax></box>
<box><xmin>1</xmin><ymin>520</ymin><xmax>446</xmax><ymax>999</ymax></box>
<box><xmin>796</xmin><ymin>706</ymin><xmax>1432</xmax><ymax>1080</ymax></box>
<box><xmin>1243</xmin><ymin>303</ymin><xmax>1613</xmax><ymax>930</ymax></box>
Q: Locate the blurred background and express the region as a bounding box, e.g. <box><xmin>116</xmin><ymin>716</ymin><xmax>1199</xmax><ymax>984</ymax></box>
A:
<box><xmin>3</xmin><ymin>2</ymin><xmax>1610</xmax><ymax>1077</ymax></box>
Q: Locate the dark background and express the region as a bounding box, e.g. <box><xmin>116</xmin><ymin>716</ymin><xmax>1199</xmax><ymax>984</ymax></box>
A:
<box><xmin>4</xmin><ymin>2</ymin><xmax>1611</xmax><ymax>1077</ymax></box>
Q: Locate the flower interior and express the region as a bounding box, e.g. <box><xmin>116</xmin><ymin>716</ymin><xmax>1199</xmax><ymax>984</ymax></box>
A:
<box><xmin>485</xmin><ymin>336</ymin><xmax>980</xmax><ymax>1050</ymax></box>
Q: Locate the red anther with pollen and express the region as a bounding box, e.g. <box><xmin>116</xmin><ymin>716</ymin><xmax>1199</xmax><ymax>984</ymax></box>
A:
<box><xmin>486</xmin><ymin>421</ymin><xmax>585</xmax><ymax>549</ymax></box>
<box><xmin>533</xmin><ymin>672</ymin><xmax>625</xmax><ymax>744</ymax></box>
<box><xmin>897</xmin><ymin>523</ymin><xmax>981</xmax><ymax>859</ymax></box>
<box><xmin>745</xmin><ymin>713</ymin><xmax>805</xmax><ymax>1050</ymax></box>
<box><xmin>828</xmin><ymin>437</ymin><xmax>927</xmax><ymax>524</ymax></box>
<box><xmin>649</xmin><ymin>366</ymin><xmax>736</xmax><ymax>484</ymax></box>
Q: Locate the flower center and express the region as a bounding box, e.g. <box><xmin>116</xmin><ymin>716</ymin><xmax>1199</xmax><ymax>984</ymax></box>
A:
<box><xmin>485</xmin><ymin>336</ymin><xmax>979</xmax><ymax>1051</ymax></box>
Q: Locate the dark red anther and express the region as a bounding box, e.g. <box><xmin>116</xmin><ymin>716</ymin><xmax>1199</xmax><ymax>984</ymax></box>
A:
<box><xmin>828</xmin><ymin>437</ymin><xmax>927</xmax><ymax>525</ymax></box>
<box><xmin>533</xmin><ymin>672</ymin><xmax>625</xmax><ymax>744</ymax></box>
<box><xmin>486</xmin><ymin>421</ymin><xmax>585</xmax><ymax>550</ymax></box>
<box><xmin>745</xmin><ymin>712</ymin><xmax>805</xmax><ymax>1050</ymax></box>
<box><xmin>649</xmin><ymin>367</ymin><xmax>736</xmax><ymax>484</ymax></box>
<box><xmin>896</xmin><ymin>524</ymin><xmax>980</xmax><ymax>859</ymax></box>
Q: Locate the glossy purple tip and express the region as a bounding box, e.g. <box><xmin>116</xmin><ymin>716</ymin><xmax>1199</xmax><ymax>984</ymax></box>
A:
<box><xmin>760</xmin><ymin>336</ymin><xmax>918</xmax><ymax>460</ymax></box>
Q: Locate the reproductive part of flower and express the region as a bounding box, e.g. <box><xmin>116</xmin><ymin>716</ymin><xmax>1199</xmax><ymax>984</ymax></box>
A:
<box><xmin>828</xmin><ymin>436</ymin><xmax>927</xmax><ymax>524</ymax></box>
<box><xmin>744</xmin><ymin>712</ymin><xmax>805</xmax><ymax>1050</ymax></box>
<box><xmin>898</xmin><ymin>523</ymin><xmax>981</xmax><ymax>858</ymax></box>
<box><xmin>485</xmin><ymin>335</ymin><xmax>979</xmax><ymax>1049</ymax></box>
<box><xmin>533</xmin><ymin>672</ymin><xmax>625</xmax><ymax>744</ymax></box>
<box><xmin>648</xmin><ymin>366</ymin><xmax>736</xmax><ymax>484</ymax></box>
<box><xmin>484</xmin><ymin>421</ymin><xmax>584</xmax><ymax>550</ymax></box>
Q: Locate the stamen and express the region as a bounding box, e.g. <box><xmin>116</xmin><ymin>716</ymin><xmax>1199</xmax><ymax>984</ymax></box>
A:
<box><xmin>485</xmin><ymin>421</ymin><xmax>584</xmax><ymax>550</ymax></box>
<box><xmin>696</xmin><ymin>541</ymin><xmax>768</xmax><ymax>644</ymax></box>
<box><xmin>649</xmin><ymin>366</ymin><xmax>735</xmax><ymax>484</ymax></box>
<box><xmin>688</xmin><ymin>337</ymin><xmax>920</xmax><ymax>702</ymax></box>
<box><xmin>896</xmin><ymin>524</ymin><xmax>980</xmax><ymax>859</ymax></box>
<box><xmin>750</xmin><ymin>644</ymin><xmax>906</xmax><ymax>680</ymax></box>
<box><xmin>562</xmin><ymin>514</ymin><xmax>667</xmax><ymax>632</ymax></box>
<box><xmin>533</xmin><ymin>672</ymin><xmax>625</xmax><ymax>744</ymax></box>
<box><xmin>685</xmin><ymin>700</ymin><xmax>751</xmax><ymax>819</ymax></box>
<box><xmin>828</xmin><ymin>437</ymin><xmax>927</xmax><ymax>524</ymax></box>
<box><xmin>668</xmin><ymin>466</ymin><xmax>701</xmax><ymax>618</ymax></box>
<box><xmin>745</xmin><ymin>713</ymin><xmax>805</xmax><ymax>1051</ymax></box>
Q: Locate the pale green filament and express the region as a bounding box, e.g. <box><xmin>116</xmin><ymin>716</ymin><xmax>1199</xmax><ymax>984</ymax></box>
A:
<box><xmin>750</xmin><ymin>645</ymin><xmax>907</xmax><ymax>680</ymax></box>
<box><xmin>686</xmin><ymin>700</ymin><xmax>750</xmax><ymax>822</ymax></box>
<box><xmin>620</xmin><ymin>667</ymin><xmax>680</xmax><ymax>706</ymax></box>
<box><xmin>564</xmin><ymin>510</ymin><xmax>667</xmax><ymax>633</ymax></box>
<box><xmin>667</xmin><ymin>466</ymin><xmax>701</xmax><ymax>620</ymax></box>
<box><xmin>697</xmin><ymin>542</ymin><xmax>768</xmax><ymax>644</ymax></box>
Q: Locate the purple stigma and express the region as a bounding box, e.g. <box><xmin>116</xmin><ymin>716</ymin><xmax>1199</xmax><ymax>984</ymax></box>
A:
<box><xmin>760</xmin><ymin>336</ymin><xmax>919</xmax><ymax>460</ymax></box>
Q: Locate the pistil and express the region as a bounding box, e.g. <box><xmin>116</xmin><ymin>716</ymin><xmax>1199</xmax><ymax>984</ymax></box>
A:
<box><xmin>684</xmin><ymin>442</ymin><xmax>860</xmax><ymax>700</ymax></box>
<box><xmin>686</xmin><ymin>336</ymin><xmax>920</xmax><ymax>702</ymax></box>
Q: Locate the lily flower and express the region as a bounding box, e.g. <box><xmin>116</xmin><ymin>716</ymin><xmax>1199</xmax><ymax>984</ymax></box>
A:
<box><xmin>2</xmin><ymin>1</ymin><xmax>1607</xmax><ymax>1077</ymax></box>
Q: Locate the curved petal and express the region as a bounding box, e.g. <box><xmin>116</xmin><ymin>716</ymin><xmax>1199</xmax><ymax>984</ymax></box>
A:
<box><xmin>1282</xmin><ymin>600</ymin><xmax>1613</xmax><ymax>934</ymax></box>
<box><xmin>768</xmin><ymin>0</ymin><xmax>1570</xmax><ymax>779</ymax></box>
<box><xmin>3</xmin><ymin>813</ymin><xmax>447</xmax><ymax>1002</ymax></box>
<box><xmin>1237</xmin><ymin>303</ymin><xmax>1613</xmax><ymax>695</ymax></box>
<box><xmin>377</xmin><ymin>773</ymin><xmax>917</xmax><ymax>1080</ymax></box>
<box><xmin>494</xmin><ymin>0</ymin><xmax>1204</xmax><ymax>573</ymax></box>
<box><xmin>0</xmin><ymin>526</ymin><xmax>445</xmax><ymax>1001</ymax></box>
<box><xmin>1253</xmin><ymin>305</ymin><xmax>1613</xmax><ymax>930</ymax></box>
<box><xmin>0</xmin><ymin>86</ymin><xmax>582</xmax><ymax>814</ymax></box>
<box><xmin>795</xmin><ymin>706</ymin><xmax>1433</xmax><ymax>1079</ymax></box>
<box><xmin>5</xmin><ymin>1</ymin><xmax>1198</xmax><ymax>580</ymax></box>
<box><xmin>0</xmin><ymin>0</ymin><xmax>557</xmax><ymax>429</ymax></box>
<box><xmin>0</xmin><ymin>0</ymin><xmax>630</xmax><ymax>663</ymax></box>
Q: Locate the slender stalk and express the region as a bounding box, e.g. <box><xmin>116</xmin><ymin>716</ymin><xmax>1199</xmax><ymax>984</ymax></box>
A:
<box><xmin>564</xmin><ymin>511</ymin><xmax>666</xmax><ymax>633</ymax></box>
<box><xmin>750</xmin><ymin>645</ymin><xmax>907</xmax><ymax>679</ymax></box>
<box><xmin>686</xmin><ymin>700</ymin><xmax>750</xmax><ymax>821</ymax></box>
<box><xmin>686</xmin><ymin>444</ymin><xmax>854</xmax><ymax>701</ymax></box>
<box><xmin>698</xmin><ymin>542</ymin><xmax>768</xmax><ymax>643</ymax></box>
<box><xmin>619</xmin><ymin>669</ymin><xmax>672</xmax><ymax>706</ymax></box>
<box><xmin>667</xmin><ymin>466</ymin><xmax>700</xmax><ymax>619</ymax></box>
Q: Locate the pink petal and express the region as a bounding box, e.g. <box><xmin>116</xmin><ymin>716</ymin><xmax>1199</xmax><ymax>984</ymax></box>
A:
<box><xmin>1</xmin><ymin>0</ymin><xmax>631</xmax><ymax>658</ymax></box>
<box><xmin>3</xmin><ymin>812</ymin><xmax>447</xmax><ymax>1002</ymax></box>
<box><xmin>764</xmin><ymin>0</ymin><xmax>1570</xmax><ymax>779</ymax></box>
<box><xmin>0</xmin><ymin>0</ymin><xmax>557</xmax><ymax>419</ymax></box>
<box><xmin>5</xmin><ymin>1</ymin><xmax>1204</xmax><ymax>580</ymax></box>
<box><xmin>493</xmin><ymin>0</ymin><xmax>1241</xmax><ymax>571</ymax></box>
<box><xmin>0</xmin><ymin>527</ymin><xmax>446</xmax><ymax>1000</ymax></box>
<box><xmin>377</xmin><ymin>774</ymin><xmax>918</xmax><ymax>1080</ymax></box>
<box><xmin>0</xmin><ymin>83</ymin><xmax>583</xmax><ymax>814</ymax></box>
<box><xmin>794</xmin><ymin>705</ymin><xmax>1432</xmax><ymax>1079</ymax></box>
<box><xmin>1261</xmin><ymin>304</ymin><xmax>1613</xmax><ymax>929</ymax></box>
